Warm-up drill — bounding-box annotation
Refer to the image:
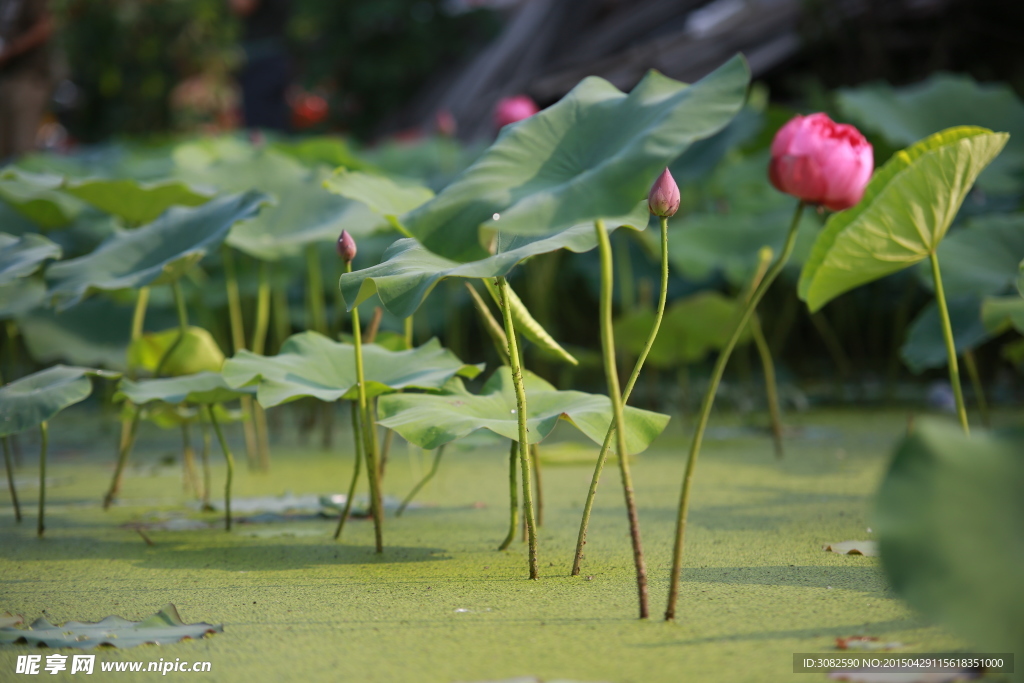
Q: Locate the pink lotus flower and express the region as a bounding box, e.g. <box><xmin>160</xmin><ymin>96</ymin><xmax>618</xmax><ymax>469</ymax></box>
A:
<box><xmin>648</xmin><ymin>168</ymin><xmax>680</xmax><ymax>217</ymax></box>
<box><xmin>768</xmin><ymin>113</ymin><xmax>873</xmax><ymax>211</ymax></box>
<box><xmin>494</xmin><ymin>95</ymin><xmax>539</xmax><ymax>130</ymax></box>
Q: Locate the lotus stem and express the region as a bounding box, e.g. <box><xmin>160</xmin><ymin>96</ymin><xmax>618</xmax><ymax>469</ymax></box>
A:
<box><xmin>181</xmin><ymin>421</ymin><xmax>202</xmax><ymax>497</ymax></box>
<box><xmin>346</xmin><ymin>262</ymin><xmax>384</xmax><ymax>553</ymax></box>
<box><xmin>397</xmin><ymin>445</ymin><xmax>444</xmax><ymax>517</ymax></box>
<box><xmin>572</xmin><ymin>216</ymin><xmax>669</xmax><ymax>577</ymax></box>
<box><xmin>750</xmin><ymin>315</ymin><xmax>784</xmax><ymax>459</ymax></box>
<box><xmin>334</xmin><ymin>402</ymin><xmax>364</xmax><ymax>540</ymax></box>
<box><xmin>207</xmin><ymin>405</ymin><xmax>235</xmax><ymax>531</ymax></box>
<box><xmin>496</xmin><ymin>275</ymin><xmax>539</xmax><ymax>579</ymax></box>
<box><xmin>153</xmin><ymin>280</ymin><xmax>189</xmax><ymax>378</ymax></box>
<box><xmin>379</xmin><ymin>425</ymin><xmax>394</xmax><ymax>480</ymax></box>
<box><xmin>252</xmin><ymin>261</ymin><xmax>273</xmax><ymax>471</ymax></box>
<box><xmin>222</xmin><ymin>245</ymin><xmax>260</xmax><ymax>469</ymax></box>
<box><xmin>530</xmin><ymin>443</ymin><xmax>543</xmax><ymax>527</ymax></box>
<box><xmin>3</xmin><ymin>436</ymin><xmax>20</xmax><ymax>522</ymax></box>
<box><xmin>665</xmin><ymin>200</ymin><xmax>805</xmax><ymax>621</ymax></box>
<box><xmin>272</xmin><ymin>277</ymin><xmax>291</xmax><ymax>353</ymax></box>
<box><xmin>36</xmin><ymin>421</ymin><xmax>48</xmax><ymax>537</ymax></box>
<box><xmin>200</xmin><ymin>421</ymin><xmax>212</xmax><ymax>510</ymax></box>
<box><xmin>928</xmin><ymin>251</ymin><xmax>969</xmax><ymax>435</ymax></box>
<box><xmin>498</xmin><ymin>439</ymin><xmax>518</xmax><ymax>551</ymax></box>
<box><xmin>594</xmin><ymin>219</ymin><xmax>649</xmax><ymax>619</ymax></box>
<box><xmin>404</xmin><ymin>316</ymin><xmax>414</xmax><ymax>349</ymax></box>
<box><xmin>963</xmin><ymin>350</ymin><xmax>990</xmax><ymax>428</ymax></box>
<box><xmin>128</xmin><ymin>286</ymin><xmax>150</xmax><ymax>380</ymax></box>
<box><xmin>104</xmin><ymin>410</ymin><xmax>141</xmax><ymax>510</ymax></box>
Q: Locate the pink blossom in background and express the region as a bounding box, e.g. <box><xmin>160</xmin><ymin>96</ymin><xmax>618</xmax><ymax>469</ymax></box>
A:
<box><xmin>768</xmin><ymin>113</ymin><xmax>873</xmax><ymax>211</ymax></box>
<box><xmin>494</xmin><ymin>95</ymin><xmax>539</xmax><ymax>130</ymax></box>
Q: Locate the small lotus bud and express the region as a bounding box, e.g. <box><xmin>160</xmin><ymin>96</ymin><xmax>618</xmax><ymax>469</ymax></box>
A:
<box><xmin>336</xmin><ymin>230</ymin><xmax>357</xmax><ymax>263</ymax></box>
<box><xmin>648</xmin><ymin>168</ymin><xmax>680</xmax><ymax>217</ymax></box>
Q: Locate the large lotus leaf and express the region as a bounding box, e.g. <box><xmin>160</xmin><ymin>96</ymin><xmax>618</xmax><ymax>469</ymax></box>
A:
<box><xmin>838</xmin><ymin>74</ymin><xmax>1024</xmax><ymax>193</ymax></box>
<box><xmin>400</xmin><ymin>55</ymin><xmax>749</xmax><ymax>262</ymax></box>
<box><xmin>0</xmin><ymin>365</ymin><xmax>119</xmax><ymax>436</ymax></box>
<box><xmin>17</xmin><ymin>298</ymin><xmax>174</xmax><ymax>370</ymax></box>
<box><xmin>667</xmin><ymin>291</ymin><xmax>753</xmax><ymax>363</ymax></box>
<box><xmin>63</xmin><ymin>177</ymin><xmax>215</xmax><ymax>225</ymax></box>
<box><xmin>668</xmin><ymin>105</ymin><xmax>763</xmax><ymax>185</ymax></box>
<box><xmin>361</xmin><ymin>136</ymin><xmax>485</xmax><ymax>189</ymax></box>
<box><xmin>377</xmin><ymin>366</ymin><xmax>670</xmax><ymax>452</ymax></box>
<box><xmin>128</xmin><ymin>326</ymin><xmax>226</xmax><ymax>376</ymax></box>
<box><xmin>876</xmin><ymin>419</ymin><xmax>1024</xmax><ymax>654</ymax></box>
<box><xmin>0</xmin><ymin>604</ymin><xmax>222</xmax><ymax>649</ymax></box>
<box><xmin>338</xmin><ymin>209</ymin><xmax>646</xmax><ymax>319</ymax></box>
<box><xmin>116</xmin><ymin>372</ymin><xmax>254</xmax><ymax>406</ymax></box>
<box><xmin>45</xmin><ymin>191</ymin><xmax>268</xmax><ymax>308</ymax></box>
<box><xmin>916</xmin><ymin>214</ymin><xmax>1024</xmax><ymax>298</ymax></box>
<box><xmin>222</xmin><ymin>332</ymin><xmax>482</xmax><ymax>406</ymax></box>
<box><xmin>0</xmin><ymin>170</ymin><xmax>87</xmax><ymax>230</ymax></box>
<box><xmin>0</xmin><ymin>278</ymin><xmax>46</xmax><ymax>319</ymax></box>
<box><xmin>899</xmin><ymin>296</ymin><xmax>991</xmax><ymax>373</ymax></box>
<box><xmin>323</xmin><ymin>169</ymin><xmax>434</xmax><ymax>219</ymax></box>
<box><xmin>0</xmin><ymin>232</ymin><xmax>61</xmax><ymax>284</ymax></box>
<box><xmin>981</xmin><ymin>296</ymin><xmax>1024</xmax><ymax>335</ymax></box>
<box><xmin>798</xmin><ymin>127</ymin><xmax>1009</xmax><ymax>312</ymax></box>
<box><xmin>270</xmin><ymin>136</ymin><xmax>368</xmax><ymax>170</ymax></box>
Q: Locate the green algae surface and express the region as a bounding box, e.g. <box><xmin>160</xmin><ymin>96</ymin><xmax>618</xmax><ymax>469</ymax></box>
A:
<box><xmin>1</xmin><ymin>409</ymin><xmax>970</xmax><ymax>681</ymax></box>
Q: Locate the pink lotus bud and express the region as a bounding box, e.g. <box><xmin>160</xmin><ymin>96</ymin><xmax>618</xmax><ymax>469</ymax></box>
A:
<box><xmin>435</xmin><ymin>109</ymin><xmax>457</xmax><ymax>137</ymax></box>
<box><xmin>648</xmin><ymin>168</ymin><xmax>680</xmax><ymax>217</ymax></box>
<box><xmin>768</xmin><ymin>113</ymin><xmax>873</xmax><ymax>211</ymax></box>
<box><xmin>494</xmin><ymin>95</ymin><xmax>539</xmax><ymax>130</ymax></box>
<box><xmin>336</xmin><ymin>230</ymin><xmax>357</xmax><ymax>264</ymax></box>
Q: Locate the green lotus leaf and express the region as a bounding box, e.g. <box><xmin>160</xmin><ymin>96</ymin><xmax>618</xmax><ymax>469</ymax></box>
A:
<box><xmin>480</xmin><ymin>278</ymin><xmax>577</xmax><ymax>365</ymax></box>
<box><xmin>270</xmin><ymin>136</ymin><xmax>368</xmax><ymax>170</ymax></box>
<box><xmin>377</xmin><ymin>366</ymin><xmax>670</xmax><ymax>452</ymax></box>
<box><xmin>838</xmin><ymin>74</ymin><xmax>1024</xmax><ymax>193</ymax></box>
<box><xmin>876</xmin><ymin>419</ymin><xmax>1024</xmax><ymax>654</ymax></box>
<box><xmin>0</xmin><ymin>169</ymin><xmax>86</xmax><ymax>229</ymax></box>
<box><xmin>900</xmin><ymin>296</ymin><xmax>991</xmax><ymax>373</ymax></box>
<box><xmin>981</xmin><ymin>296</ymin><xmax>1024</xmax><ymax>335</ymax></box>
<box><xmin>0</xmin><ymin>365</ymin><xmax>120</xmax><ymax>436</ymax></box>
<box><xmin>115</xmin><ymin>372</ymin><xmax>254</xmax><ymax>406</ymax></box>
<box><xmin>128</xmin><ymin>326</ymin><xmax>226</xmax><ymax>377</ymax></box>
<box><xmin>222</xmin><ymin>332</ymin><xmax>482</xmax><ymax>407</ymax></box>
<box><xmin>799</xmin><ymin>127</ymin><xmax>1009</xmax><ymax>312</ymax></box>
<box><xmin>0</xmin><ymin>278</ymin><xmax>46</xmax><ymax>319</ymax></box>
<box><xmin>399</xmin><ymin>55</ymin><xmax>749</xmax><ymax>262</ymax></box>
<box><xmin>0</xmin><ymin>232</ymin><xmax>61</xmax><ymax>285</ymax></box>
<box><xmin>0</xmin><ymin>603</ymin><xmax>222</xmax><ymax>649</ymax></box>
<box><xmin>63</xmin><ymin>177</ymin><xmax>215</xmax><ymax>225</ymax></box>
<box><xmin>323</xmin><ymin>169</ymin><xmax>434</xmax><ymax>220</ymax></box>
<box><xmin>339</xmin><ymin>209</ymin><xmax>646</xmax><ymax>319</ymax></box>
<box><xmin>917</xmin><ymin>215</ymin><xmax>1024</xmax><ymax>297</ymax></box>
<box><xmin>45</xmin><ymin>191</ymin><xmax>268</xmax><ymax>308</ymax></box>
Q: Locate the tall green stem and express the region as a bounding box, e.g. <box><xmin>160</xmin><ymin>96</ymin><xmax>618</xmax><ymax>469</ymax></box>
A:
<box><xmin>104</xmin><ymin>410</ymin><xmax>142</xmax><ymax>509</ymax></box>
<box><xmin>594</xmin><ymin>220</ymin><xmax>649</xmax><ymax>619</ymax></box>
<box><xmin>403</xmin><ymin>316</ymin><xmax>414</xmax><ymax>349</ymax></box>
<box><xmin>153</xmin><ymin>280</ymin><xmax>189</xmax><ymax>378</ymax></box>
<box><xmin>272</xmin><ymin>279</ymin><xmax>292</xmax><ymax>353</ymax></box>
<box><xmin>496</xmin><ymin>276</ymin><xmax>538</xmax><ymax>579</ymax></box>
<box><xmin>252</xmin><ymin>261</ymin><xmax>272</xmax><ymax>471</ymax></box>
<box><xmin>750</xmin><ymin>315</ymin><xmax>785</xmax><ymax>459</ymax></box>
<box><xmin>396</xmin><ymin>446</ymin><xmax>444</xmax><ymax>517</ymax></box>
<box><xmin>222</xmin><ymin>246</ymin><xmax>259</xmax><ymax>469</ymax></box>
<box><xmin>37</xmin><ymin>421</ymin><xmax>48</xmax><ymax>537</ymax></box>
<box><xmin>207</xmin><ymin>405</ymin><xmax>235</xmax><ymax>531</ymax></box>
<box><xmin>128</xmin><ymin>287</ymin><xmax>150</xmax><ymax>379</ymax></box>
<box><xmin>347</xmin><ymin>262</ymin><xmax>384</xmax><ymax>552</ymax></box>
<box><xmin>498</xmin><ymin>439</ymin><xmax>518</xmax><ymax>551</ymax></box>
<box><xmin>572</xmin><ymin>216</ymin><xmax>669</xmax><ymax>577</ymax></box>
<box><xmin>963</xmin><ymin>350</ymin><xmax>990</xmax><ymax>428</ymax></box>
<box><xmin>665</xmin><ymin>201</ymin><xmax>805</xmax><ymax>621</ymax></box>
<box><xmin>200</xmin><ymin>422</ymin><xmax>212</xmax><ymax>510</ymax></box>
<box><xmin>3</xmin><ymin>436</ymin><xmax>20</xmax><ymax>522</ymax></box>
<box><xmin>929</xmin><ymin>251</ymin><xmax>970</xmax><ymax>435</ymax></box>
<box><xmin>334</xmin><ymin>402</ymin><xmax>364</xmax><ymax>540</ymax></box>
<box><xmin>530</xmin><ymin>443</ymin><xmax>543</xmax><ymax>527</ymax></box>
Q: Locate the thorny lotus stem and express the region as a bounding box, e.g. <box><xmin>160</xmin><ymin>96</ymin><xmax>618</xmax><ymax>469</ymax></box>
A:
<box><xmin>963</xmin><ymin>349</ymin><xmax>990</xmax><ymax>428</ymax></box>
<box><xmin>347</xmin><ymin>262</ymin><xmax>384</xmax><ymax>552</ymax></box>
<box><xmin>572</xmin><ymin>216</ymin><xmax>669</xmax><ymax>577</ymax></box>
<box><xmin>252</xmin><ymin>261</ymin><xmax>272</xmax><ymax>471</ymax></box>
<box><xmin>397</xmin><ymin>445</ymin><xmax>445</xmax><ymax>517</ymax></box>
<box><xmin>665</xmin><ymin>200</ymin><xmax>805</xmax><ymax>621</ymax></box>
<box><xmin>929</xmin><ymin>251</ymin><xmax>970</xmax><ymax>435</ymax></box>
<box><xmin>334</xmin><ymin>402</ymin><xmax>364</xmax><ymax>540</ymax></box>
<box><xmin>221</xmin><ymin>245</ymin><xmax>259</xmax><ymax>470</ymax></box>
<box><xmin>153</xmin><ymin>280</ymin><xmax>189</xmax><ymax>378</ymax></box>
<box><xmin>104</xmin><ymin>410</ymin><xmax>141</xmax><ymax>510</ymax></box>
<box><xmin>496</xmin><ymin>276</ymin><xmax>539</xmax><ymax>579</ymax></box>
<box><xmin>207</xmin><ymin>405</ymin><xmax>235</xmax><ymax>531</ymax></box>
<box><xmin>498</xmin><ymin>439</ymin><xmax>518</xmax><ymax>551</ymax></box>
<box><xmin>530</xmin><ymin>443</ymin><xmax>543</xmax><ymax>527</ymax></box>
<box><xmin>3</xmin><ymin>436</ymin><xmax>20</xmax><ymax>522</ymax></box>
<box><xmin>37</xmin><ymin>421</ymin><xmax>48</xmax><ymax>537</ymax></box>
<box><xmin>595</xmin><ymin>219</ymin><xmax>649</xmax><ymax>619</ymax></box>
<box><xmin>750</xmin><ymin>315</ymin><xmax>784</xmax><ymax>459</ymax></box>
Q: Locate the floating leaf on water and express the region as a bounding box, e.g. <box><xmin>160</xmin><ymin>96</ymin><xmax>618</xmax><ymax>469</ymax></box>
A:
<box><xmin>0</xmin><ymin>604</ymin><xmax>222</xmax><ymax>650</ymax></box>
<box><xmin>823</xmin><ymin>541</ymin><xmax>879</xmax><ymax>556</ymax></box>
